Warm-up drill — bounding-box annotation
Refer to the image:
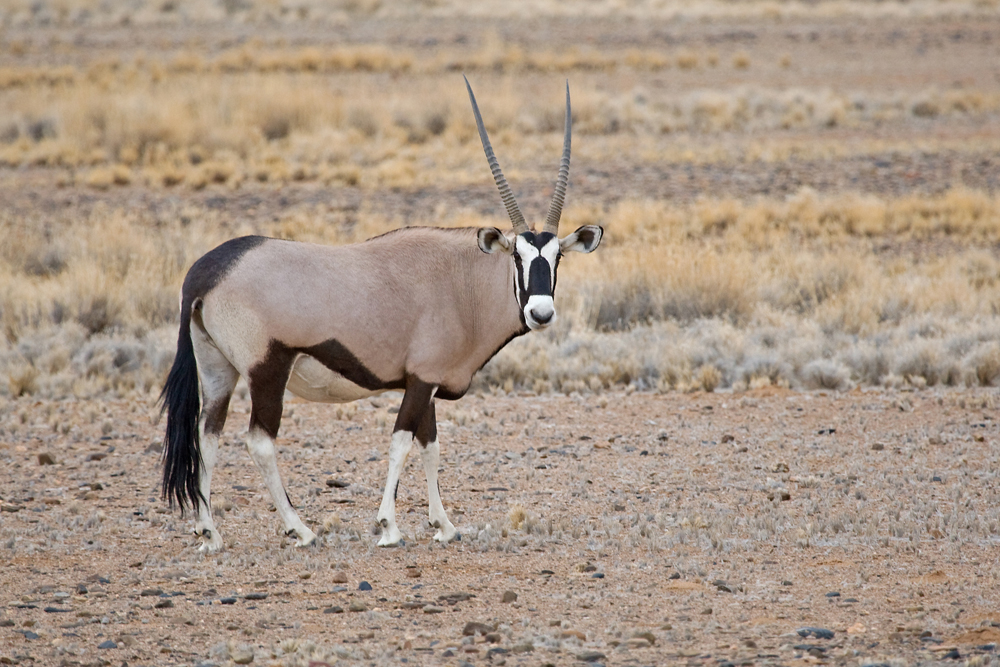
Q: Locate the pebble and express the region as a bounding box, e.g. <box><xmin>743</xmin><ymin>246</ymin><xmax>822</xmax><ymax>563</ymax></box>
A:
<box><xmin>155</xmin><ymin>599</ymin><xmax>173</xmax><ymax>609</ymax></box>
<box><xmin>797</xmin><ymin>627</ymin><xmax>835</xmax><ymax>640</ymax></box>
<box><xmin>244</xmin><ymin>592</ymin><xmax>268</xmax><ymax>600</ymax></box>
<box><xmin>577</xmin><ymin>650</ymin><xmax>606</xmax><ymax>662</ymax></box>
<box><xmin>97</xmin><ymin>640</ymin><xmax>117</xmax><ymax>649</ymax></box>
<box><xmin>591</xmin><ymin>573</ymin><xmax>605</xmax><ymax>579</ymax></box>
<box><xmin>0</xmin><ymin>504</ymin><xmax>23</xmax><ymax>513</ymax></box>
<box><xmin>423</xmin><ymin>605</ymin><xmax>446</xmax><ymax>614</ymax></box>
<box><xmin>220</xmin><ymin>597</ymin><xmax>237</xmax><ymax>605</ymax></box>
<box><xmin>405</xmin><ymin>568</ymin><xmax>422</xmax><ymax>578</ymax></box>
<box><xmin>140</xmin><ymin>588</ymin><xmax>163</xmax><ymax>597</ymax></box>
<box><xmin>463</xmin><ymin>621</ymin><xmax>494</xmax><ymax>636</ymax></box>
<box><xmin>326</xmin><ymin>478</ymin><xmax>350</xmax><ymax>488</ymax></box>
<box><xmin>348</xmin><ymin>601</ymin><xmax>368</xmax><ymax>612</ymax></box>
<box><xmin>323</xmin><ymin>606</ymin><xmax>344</xmax><ymax>614</ymax></box>
<box><xmin>37</xmin><ymin>453</ymin><xmax>56</xmax><ymax>466</ymax></box>
<box><xmin>43</xmin><ymin>607</ymin><xmax>72</xmax><ymax>613</ymax></box>
<box><xmin>16</xmin><ymin>630</ymin><xmax>40</xmax><ymax>640</ymax></box>
<box><xmin>0</xmin><ymin>620</ymin><xmax>13</xmax><ymax>627</ymax></box>
<box><xmin>331</xmin><ymin>571</ymin><xmax>349</xmax><ymax>583</ymax></box>
<box><xmin>502</xmin><ymin>591</ymin><xmax>517</xmax><ymax>603</ymax></box>
<box><xmin>631</xmin><ymin>631</ymin><xmax>656</xmax><ymax>645</ymax></box>
<box><xmin>230</xmin><ymin>647</ymin><xmax>254</xmax><ymax>664</ymax></box>
<box><xmin>825</xmin><ymin>591</ymin><xmax>841</xmax><ymax>598</ymax></box>
<box><xmin>713</xmin><ymin>580</ymin><xmax>733</xmax><ymax>593</ymax></box>
<box><xmin>358</xmin><ymin>581</ymin><xmax>372</xmax><ymax>591</ymax></box>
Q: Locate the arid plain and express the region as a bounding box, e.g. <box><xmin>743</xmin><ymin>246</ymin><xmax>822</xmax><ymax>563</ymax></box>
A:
<box><xmin>2</xmin><ymin>1</ymin><xmax>1000</xmax><ymax>666</ymax></box>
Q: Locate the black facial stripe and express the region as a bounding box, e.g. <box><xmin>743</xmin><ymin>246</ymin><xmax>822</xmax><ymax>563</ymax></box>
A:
<box><xmin>528</xmin><ymin>257</ymin><xmax>553</xmax><ymax>296</ymax></box>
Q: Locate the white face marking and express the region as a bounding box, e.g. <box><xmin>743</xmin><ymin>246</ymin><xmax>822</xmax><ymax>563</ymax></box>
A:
<box><xmin>540</xmin><ymin>238</ymin><xmax>560</xmax><ymax>290</ymax></box>
<box><xmin>525</xmin><ymin>294</ymin><xmax>556</xmax><ymax>330</ymax></box>
<box><xmin>514</xmin><ymin>236</ymin><xmax>540</xmax><ymax>289</ymax></box>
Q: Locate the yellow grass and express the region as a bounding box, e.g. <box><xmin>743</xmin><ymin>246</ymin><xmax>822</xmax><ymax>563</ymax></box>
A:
<box><xmin>4</xmin><ymin>189</ymin><xmax>1000</xmax><ymax>397</ymax></box>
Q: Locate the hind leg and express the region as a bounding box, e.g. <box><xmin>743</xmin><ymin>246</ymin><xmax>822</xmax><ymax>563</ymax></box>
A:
<box><xmin>246</xmin><ymin>346</ymin><xmax>317</xmax><ymax>547</ymax></box>
<box><xmin>190</xmin><ymin>324</ymin><xmax>239</xmax><ymax>552</ymax></box>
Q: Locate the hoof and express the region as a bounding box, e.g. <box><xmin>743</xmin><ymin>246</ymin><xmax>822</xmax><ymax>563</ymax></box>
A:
<box><xmin>286</xmin><ymin>527</ymin><xmax>318</xmax><ymax>547</ymax></box>
<box><xmin>376</xmin><ymin>528</ymin><xmax>404</xmax><ymax>547</ymax></box>
<box><xmin>432</xmin><ymin>522</ymin><xmax>458</xmax><ymax>544</ymax></box>
<box><xmin>194</xmin><ymin>527</ymin><xmax>223</xmax><ymax>553</ymax></box>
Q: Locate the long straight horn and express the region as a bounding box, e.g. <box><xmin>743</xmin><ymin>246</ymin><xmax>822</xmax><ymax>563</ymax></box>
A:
<box><xmin>464</xmin><ymin>75</ymin><xmax>529</xmax><ymax>235</ymax></box>
<box><xmin>544</xmin><ymin>81</ymin><xmax>571</xmax><ymax>236</ymax></box>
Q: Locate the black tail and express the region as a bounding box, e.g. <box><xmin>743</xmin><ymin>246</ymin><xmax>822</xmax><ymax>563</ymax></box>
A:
<box><xmin>159</xmin><ymin>299</ymin><xmax>204</xmax><ymax>515</ymax></box>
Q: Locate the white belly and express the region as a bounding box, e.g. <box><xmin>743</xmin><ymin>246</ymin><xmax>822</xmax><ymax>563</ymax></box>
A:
<box><xmin>285</xmin><ymin>355</ymin><xmax>381</xmax><ymax>403</ymax></box>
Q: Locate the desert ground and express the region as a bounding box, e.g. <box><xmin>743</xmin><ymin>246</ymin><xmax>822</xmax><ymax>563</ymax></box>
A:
<box><xmin>3</xmin><ymin>1</ymin><xmax>1000</xmax><ymax>666</ymax></box>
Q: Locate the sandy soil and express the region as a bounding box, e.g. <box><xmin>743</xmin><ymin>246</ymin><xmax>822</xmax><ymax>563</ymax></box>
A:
<box><xmin>2</xmin><ymin>387</ymin><xmax>999</xmax><ymax>666</ymax></box>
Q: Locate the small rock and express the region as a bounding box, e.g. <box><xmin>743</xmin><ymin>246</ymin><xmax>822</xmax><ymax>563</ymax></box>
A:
<box><xmin>577</xmin><ymin>650</ymin><xmax>606</xmax><ymax>662</ymax></box>
<box><xmin>97</xmin><ymin>640</ymin><xmax>117</xmax><ymax>649</ymax></box>
<box><xmin>326</xmin><ymin>478</ymin><xmax>350</xmax><ymax>488</ymax></box>
<box><xmin>701</xmin><ymin>607</ymin><xmax>713</xmax><ymax>615</ymax></box>
<box><xmin>87</xmin><ymin>452</ymin><xmax>107</xmax><ymax>462</ymax></box>
<box><xmin>773</xmin><ymin>462</ymin><xmax>789</xmax><ymax>473</ymax></box>
<box><xmin>825</xmin><ymin>591</ymin><xmax>841</xmax><ymax>598</ymax></box>
<box><xmin>38</xmin><ymin>453</ymin><xmax>56</xmax><ymax>465</ymax></box>
<box><xmin>230</xmin><ymin>646</ymin><xmax>254</xmax><ymax>664</ymax></box>
<box><xmin>502</xmin><ymin>590</ymin><xmax>517</xmax><ymax>603</ymax></box>
<box><xmin>17</xmin><ymin>630</ymin><xmax>40</xmax><ymax>640</ymax></box>
<box><xmin>721</xmin><ymin>434</ymin><xmax>735</xmax><ymax>443</ymax></box>
<box><xmin>591</xmin><ymin>573</ymin><xmax>604</xmax><ymax>579</ymax></box>
<box><xmin>331</xmin><ymin>571</ymin><xmax>348</xmax><ymax>584</ymax></box>
<box><xmin>140</xmin><ymin>588</ymin><xmax>163</xmax><ymax>597</ymax></box>
<box><xmin>781</xmin><ymin>580</ymin><xmax>793</xmax><ymax>586</ymax></box>
<box><xmin>323</xmin><ymin>606</ymin><xmax>343</xmax><ymax>614</ymax></box>
<box><xmin>299</xmin><ymin>572</ymin><xmax>311</xmax><ymax>580</ymax></box>
<box><xmin>244</xmin><ymin>592</ymin><xmax>267</xmax><ymax>600</ymax></box>
<box><xmin>0</xmin><ymin>620</ymin><xmax>13</xmax><ymax>627</ymax></box>
<box><xmin>358</xmin><ymin>581</ymin><xmax>372</xmax><ymax>591</ymax></box>
<box><xmin>631</xmin><ymin>630</ymin><xmax>656</xmax><ymax>645</ymax></box>
<box><xmin>220</xmin><ymin>597</ymin><xmax>237</xmax><ymax>605</ymax></box>
<box><xmin>1</xmin><ymin>504</ymin><xmax>24</xmax><ymax>513</ymax></box>
<box><xmin>797</xmin><ymin>627</ymin><xmax>835</xmax><ymax>640</ymax></box>
<box><xmin>626</xmin><ymin>637</ymin><xmax>651</xmax><ymax>648</ymax></box>
<box><xmin>871</xmin><ymin>443</ymin><xmax>884</xmax><ymax>451</ymax></box>
<box><xmin>405</xmin><ymin>568</ymin><xmax>422</xmax><ymax>578</ymax></box>
<box><xmin>713</xmin><ymin>579</ymin><xmax>733</xmax><ymax>593</ymax></box>
<box><xmin>511</xmin><ymin>642</ymin><xmax>534</xmax><ymax>653</ymax></box>
<box><xmin>155</xmin><ymin>599</ymin><xmax>173</xmax><ymax>609</ymax></box>
<box><xmin>668</xmin><ymin>572</ymin><xmax>680</xmax><ymax>580</ymax></box>
<box><xmin>423</xmin><ymin>605</ymin><xmax>446</xmax><ymax>614</ymax></box>
<box><xmin>348</xmin><ymin>601</ymin><xmax>368</xmax><ymax>612</ymax></box>
<box><xmin>463</xmin><ymin>621</ymin><xmax>495</xmax><ymax>636</ymax></box>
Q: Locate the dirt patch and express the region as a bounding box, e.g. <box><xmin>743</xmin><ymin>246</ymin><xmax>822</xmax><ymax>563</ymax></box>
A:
<box><xmin>1</xmin><ymin>388</ymin><xmax>999</xmax><ymax>665</ymax></box>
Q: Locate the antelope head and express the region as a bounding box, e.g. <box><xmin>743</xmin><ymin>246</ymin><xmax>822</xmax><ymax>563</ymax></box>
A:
<box><xmin>466</xmin><ymin>76</ymin><xmax>604</xmax><ymax>331</ymax></box>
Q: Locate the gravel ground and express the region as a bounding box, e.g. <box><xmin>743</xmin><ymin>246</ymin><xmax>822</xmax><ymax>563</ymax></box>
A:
<box><xmin>2</xmin><ymin>387</ymin><xmax>999</xmax><ymax>666</ymax></box>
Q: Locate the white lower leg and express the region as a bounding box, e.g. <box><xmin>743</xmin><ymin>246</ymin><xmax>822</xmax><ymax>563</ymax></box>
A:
<box><xmin>420</xmin><ymin>439</ymin><xmax>457</xmax><ymax>542</ymax></box>
<box><xmin>194</xmin><ymin>430</ymin><xmax>223</xmax><ymax>552</ymax></box>
<box><xmin>246</xmin><ymin>429</ymin><xmax>316</xmax><ymax>546</ymax></box>
<box><xmin>376</xmin><ymin>430</ymin><xmax>413</xmax><ymax>546</ymax></box>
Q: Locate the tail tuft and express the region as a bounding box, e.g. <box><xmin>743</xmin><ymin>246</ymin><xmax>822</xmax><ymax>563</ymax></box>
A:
<box><xmin>159</xmin><ymin>302</ymin><xmax>204</xmax><ymax>515</ymax></box>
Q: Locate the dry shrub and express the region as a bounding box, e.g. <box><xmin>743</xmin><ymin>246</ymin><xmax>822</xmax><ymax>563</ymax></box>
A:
<box><xmin>801</xmin><ymin>359</ymin><xmax>852</xmax><ymax>391</ymax></box>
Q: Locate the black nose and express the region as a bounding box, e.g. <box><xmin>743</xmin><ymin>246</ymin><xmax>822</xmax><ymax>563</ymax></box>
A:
<box><xmin>531</xmin><ymin>309</ymin><xmax>553</xmax><ymax>325</ymax></box>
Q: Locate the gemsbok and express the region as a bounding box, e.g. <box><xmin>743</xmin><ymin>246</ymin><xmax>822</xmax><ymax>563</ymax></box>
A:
<box><xmin>160</xmin><ymin>77</ymin><xmax>603</xmax><ymax>551</ymax></box>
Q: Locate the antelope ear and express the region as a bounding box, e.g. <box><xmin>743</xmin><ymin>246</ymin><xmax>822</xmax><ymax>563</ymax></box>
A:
<box><xmin>559</xmin><ymin>225</ymin><xmax>603</xmax><ymax>253</ymax></box>
<box><xmin>478</xmin><ymin>227</ymin><xmax>513</xmax><ymax>254</ymax></box>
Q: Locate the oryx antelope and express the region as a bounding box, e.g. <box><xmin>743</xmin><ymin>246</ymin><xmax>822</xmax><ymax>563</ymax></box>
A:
<box><xmin>160</xmin><ymin>77</ymin><xmax>603</xmax><ymax>551</ymax></box>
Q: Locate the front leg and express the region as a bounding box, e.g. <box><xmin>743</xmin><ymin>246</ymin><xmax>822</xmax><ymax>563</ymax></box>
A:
<box><xmin>419</xmin><ymin>437</ymin><xmax>458</xmax><ymax>543</ymax></box>
<box><xmin>375</xmin><ymin>430</ymin><xmax>412</xmax><ymax>546</ymax></box>
<box><xmin>376</xmin><ymin>378</ymin><xmax>437</xmax><ymax>547</ymax></box>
